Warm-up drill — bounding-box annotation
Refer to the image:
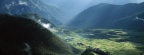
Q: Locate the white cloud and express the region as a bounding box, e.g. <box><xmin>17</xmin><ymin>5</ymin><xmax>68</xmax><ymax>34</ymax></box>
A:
<box><xmin>38</xmin><ymin>19</ymin><xmax>51</xmax><ymax>29</ymax></box>
<box><xmin>42</xmin><ymin>23</ymin><xmax>51</xmax><ymax>29</ymax></box>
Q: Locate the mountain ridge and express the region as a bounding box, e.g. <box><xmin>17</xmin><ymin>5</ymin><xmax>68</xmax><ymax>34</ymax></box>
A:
<box><xmin>68</xmin><ymin>2</ymin><xmax>144</xmax><ymax>30</ymax></box>
<box><xmin>0</xmin><ymin>0</ymin><xmax>63</xmax><ymax>26</ymax></box>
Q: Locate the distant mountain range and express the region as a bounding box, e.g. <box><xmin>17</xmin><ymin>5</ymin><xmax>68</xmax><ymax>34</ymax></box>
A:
<box><xmin>68</xmin><ymin>2</ymin><xmax>144</xmax><ymax>31</ymax></box>
<box><xmin>0</xmin><ymin>0</ymin><xmax>63</xmax><ymax>26</ymax></box>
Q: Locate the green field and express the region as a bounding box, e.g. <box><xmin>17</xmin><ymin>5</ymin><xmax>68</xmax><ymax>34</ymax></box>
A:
<box><xmin>55</xmin><ymin>28</ymin><xmax>144</xmax><ymax>55</ymax></box>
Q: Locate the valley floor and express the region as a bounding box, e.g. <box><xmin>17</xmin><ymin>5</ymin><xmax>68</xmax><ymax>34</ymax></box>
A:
<box><xmin>54</xmin><ymin>28</ymin><xmax>144</xmax><ymax>55</ymax></box>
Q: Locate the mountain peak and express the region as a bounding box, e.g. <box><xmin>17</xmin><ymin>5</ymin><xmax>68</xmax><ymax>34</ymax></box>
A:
<box><xmin>0</xmin><ymin>0</ymin><xmax>63</xmax><ymax>26</ymax></box>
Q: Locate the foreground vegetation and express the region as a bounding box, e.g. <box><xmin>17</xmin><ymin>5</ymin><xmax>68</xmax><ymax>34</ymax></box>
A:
<box><xmin>55</xmin><ymin>28</ymin><xmax>144</xmax><ymax>55</ymax></box>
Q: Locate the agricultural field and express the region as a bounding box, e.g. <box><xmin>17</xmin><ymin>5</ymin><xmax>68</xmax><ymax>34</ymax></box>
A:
<box><xmin>55</xmin><ymin>28</ymin><xmax>144</xmax><ymax>55</ymax></box>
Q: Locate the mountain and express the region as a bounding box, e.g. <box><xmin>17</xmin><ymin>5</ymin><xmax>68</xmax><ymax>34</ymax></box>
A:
<box><xmin>0</xmin><ymin>0</ymin><xmax>63</xmax><ymax>26</ymax></box>
<box><xmin>68</xmin><ymin>2</ymin><xmax>144</xmax><ymax>29</ymax></box>
<box><xmin>0</xmin><ymin>14</ymin><xmax>80</xmax><ymax>55</ymax></box>
<box><xmin>105</xmin><ymin>11</ymin><xmax>144</xmax><ymax>31</ymax></box>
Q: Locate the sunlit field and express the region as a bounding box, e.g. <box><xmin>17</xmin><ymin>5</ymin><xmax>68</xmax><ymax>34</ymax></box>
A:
<box><xmin>55</xmin><ymin>28</ymin><xmax>144</xmax><ymax>55</ymax></box>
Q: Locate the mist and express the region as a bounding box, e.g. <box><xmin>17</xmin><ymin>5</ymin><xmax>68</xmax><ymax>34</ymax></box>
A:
<box><xmin>42</xmin><ymin>0</ymin><xmax>144</xmax><ymax>24</ymax></box>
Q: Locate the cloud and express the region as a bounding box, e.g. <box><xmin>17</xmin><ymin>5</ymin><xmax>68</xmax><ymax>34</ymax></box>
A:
<box><xmin>38</xmin><ymin>19</ymin><xmax>51</xmax><ymax>29</ymax></box>
<box><xmin>42</xmin><ymin>23</ymin><xmax>51</xmax><ymax>29</ymax></box>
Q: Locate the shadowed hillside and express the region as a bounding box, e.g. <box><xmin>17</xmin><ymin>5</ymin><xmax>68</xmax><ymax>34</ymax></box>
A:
<box><xmin>0</xmin><ymin>14</ymin><xmax>80</xmax><ymax>55</ymax></box>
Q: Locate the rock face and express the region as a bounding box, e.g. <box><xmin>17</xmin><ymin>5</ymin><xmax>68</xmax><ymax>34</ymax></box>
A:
<box><xmin>0</xmin><ymin>14</ymin><xmax>77</xmax><ymax>55</ymax></box>
<box><xmin>0</xmin><ymin>0</ymin><xmax>63</xmax><ymax>26</ymax></box>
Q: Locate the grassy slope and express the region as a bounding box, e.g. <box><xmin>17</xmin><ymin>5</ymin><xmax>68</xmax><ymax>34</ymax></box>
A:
<box><xmin>55</xmin><ymin>28</ymin><xmax>144</xmax><ymax>55</ymax></box>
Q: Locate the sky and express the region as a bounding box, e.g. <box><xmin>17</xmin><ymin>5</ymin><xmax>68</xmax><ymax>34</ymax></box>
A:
<box><xmin>42</xmin><ymin>0</ymin><xmax>144</xmax><ymax>24</ymax></box>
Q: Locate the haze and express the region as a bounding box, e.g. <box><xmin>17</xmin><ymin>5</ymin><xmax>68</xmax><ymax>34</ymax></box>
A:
<box><xmin>42</xmin><ymin>0</ymin><xmax>144</xmax><ymax>24</ymax></box>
